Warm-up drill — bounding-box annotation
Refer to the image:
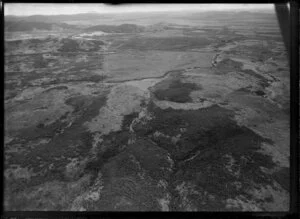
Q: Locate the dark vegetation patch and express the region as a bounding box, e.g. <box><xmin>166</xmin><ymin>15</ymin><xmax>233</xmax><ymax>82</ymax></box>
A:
<box><xmin>277</xmin><ymin>67</ymin><xmax>285</xmax><ymax>71</ymax></box>
<box><xmin>82</xmin><ymin>136</ymin><xmax>167</xmax><ymax>210</ymax></box>
<box><xmin>58</xmin><ymin>38</ymin><xmax>104</xmax><ymax>53</ymax></box>
<box><xmin>65</xmin><ymin>95</ymin><xmax>93</xmax><ymax>113</ymax></box>
<box><xmin>14</xmin><ymin>112</ymin><xmax>71</xmax><ymax>142</ymax></box>
<box><xmin>85</xmin><ymin>113</ymin><xmax>144</xmax><ymax>184</ymax></box>
<box><xmin>127</xmin><ymin>139</ymin><xmax>171</xmax><ymax>181</ymax></box>
<box><xmin>175</xmin><ymin>146</ymin><xmax>276</xmax><ymax>202</ymax></box>
<box><xmin>236</xmin><ymin>87</ymin><xmax>252</xmax><ymax>93</ymax></box>
<box><xmin>5</xmin><ymin>39</ymin><xmax>23</xmax><ymax>47</ymax></box>
<box><xmin>84</xmin><ymin>130</ymin><xmax>131</xmax><ymax>182</ymax></box>
<box><xmin>215</xmin><ymin>58</ymin><xmax>243</xmax><ymax>73</ymax></box>
<box><xmin>242</xmin><ymin>69</ymin><xmax>270</xmax><ymax>88</ymax></box>
<box><xmin>33</xmin><ymin>55</ymin><xmax>48</xmax><ymax>68</ymax></box>
<box><xmin>58</xmin><ymin>38</ymin><xmax>80</xmax><ymax>52</ymax></box>
<box><xmin>83</xmin><ymin>112</ymin><xmax>140</xmax><ymax>182</ymax></box>
<box><xmin>29</xmin><ymin>38</ymin><xmax>43</xmax><ymax>44</ymax></box>
<box><xmin>153</xmin><ymin>79</ymin><xmax>200</xmax><ymax>103</ymax></box>
<box><xmin>272</xmin><ymin>167</ymin><xmax>289</xmax><ymax>191</ymax></box>
<box><xmin>236</xmin><ymin>87</ymin><xmax>266</xmax><ymax>97</ymax></box>
<box><xmin>132</xmin><ymin>102</ymin><xmax>276</xmax><ymax>205</ymax></box>
<box><xmin>119</xmin><ymin>37</ymin><xmax>211</xmax><ymax>51</ymax></box>
<box><xmin>122</xmin><ymin>112</ymin><xmax>139</xmax><ymax>131</ymax></box>
<box><xmin>133</xmin><ymin>103</ymin><xmax>236</xmax><ymax>159</ymax></box>
<box><xmin>5</xmin><ymin>90</ymin><xmax>19</xmax><ymax>100</ymax></box>
<box><xmin>254</xmin><ymin>90</ymin><xmax>266</xmax><ymax>96</ymax></box>
<box><xmin>91</xmin><ymin>150</ymin><xmax>163</xmax><ymax>211</ymax></box>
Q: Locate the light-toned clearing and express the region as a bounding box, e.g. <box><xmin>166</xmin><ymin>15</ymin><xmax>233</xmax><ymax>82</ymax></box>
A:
<box><xmin>258</xmin><ymin>143</ymin><xmax>289</xmax><ymax>168</ymax></box>
<box><xmin>157</xmin><ymin>179</ymin><xmax>168</xmax><ymax>190</ymax></box>
<box><xmin>114</xmin><ymin>196</ymin><xmax>134</xmax><ymax>209</ymax></box>
<box><xmin>153</xmin><ymin>98</ymin><xmax>214</xmax><ymax>110</ymax></box>
<box><xmin>85</xmin><ymin>84</ymin><xmax>148</xmax><ymax>135</ymax></box>
<box><xmin>158</xmin><ymin>193</ymin><xmax>171</xmax><ymax>211</ymax></box>
<box><xmin>265</xmin><ymin>80</ymin><xmax>290</xmax><ymax>109</ymax></box>
<box><xmin>5</xmin><ymin>166</ymin><xmax>37</xmax><ymax>181</ymax></box>
<box><xmin>91</xmin><ymin>132</ymin><xmax>103</xmax><ymax>155</ymax></box>
<box><xmin>230</xmin><ymin>57</ymin><xmax>261</xmax><ymax>74</ymax></box>
<box><xmin>65</xmin><ymin>157</ymin><xmax>89</xmax><ymax>180</ymax></box>
<box><xmin>71</xmin><ymin>172</ymin><xmax>104</xmax><ymax>210</ymax></box>
<box><xmin>104</xmin><ymin>51</ymin><xmax>214</xmax><ymax>82</ymax></box>
<box><xmin>225</xmin><ymin>92</ymin><xmax>289</xmax><ymax>169</ymax></box>
<box><xmin>248</xmin><ymin>181</ymin><xmax>289</xmax><ymax>211</ymax></box>
<box><xmin>249</xmin><ymin>119</ymin><xmax>290</xmax><ymax>166</ymax></box>
<box><xmin>76</xmin><ymin>31</ymin><xmax>109</xmax><ymax>37</ymax></box>
<box><xmin>185</xmin><ymin>70</ymin><xmax>261</xmax><ymax>104</ymax></box>
<box><xmin>175</xmin><ymin>181</ymin><xmax>201</xmax><ymax>211</ymax></box>
<box><xmin>225</xmin><ymin>197</ymin><xmax>262</xmax><ymax>211</ymax></box>
<box><xmin>223</xmin><ymin>154</ymin><xmax>241</xmax><ymax>177</ymax></box>
<box><xmin>124</xmin><ymin>78</ymin><xmax>163</xmax><ymax>92</ymax></box>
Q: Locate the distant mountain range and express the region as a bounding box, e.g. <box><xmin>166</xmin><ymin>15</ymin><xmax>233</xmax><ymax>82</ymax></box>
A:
<box><xmin>5</xmin><ymin>13</ymin><xmax>112</xmax><ymax>23</ymax></box>
<box><xmin>5</xmin><ymin>11</ymin><xmax>277</xmax><ymax>32</ymax></box>
<box><xmin>5</xmin><ymin>20</ymin><xmax>78</xmax><ymax>32</ymax></box>
<box><xmin>5</xmin><ymin>20</ymin><xmax>146</xmax><ymax>33</ymax></box>
<box><xmin>5</xmin><ymin>11</ymin><xmax>276</xmax><ymax>23</ymax></box>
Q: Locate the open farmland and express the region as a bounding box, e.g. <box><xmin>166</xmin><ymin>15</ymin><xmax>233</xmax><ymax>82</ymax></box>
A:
<box><xmin>4</xmin><ymin>8</ymin><xmax>290</xmax><ymax>212</ymax></box>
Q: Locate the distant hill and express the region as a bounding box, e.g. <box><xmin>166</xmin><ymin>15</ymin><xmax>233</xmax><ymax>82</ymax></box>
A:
<box><xmin>5</xmin><ymin>11</ymin><xmax>278</xmax><ymax>32</ymax></box>
<box><xmin>85</xmin><ymin>24</ymin><xmax>145</xmax><ymax>33</ymax></box>
<box><xmin>187</xmin><ymin>11</ymin><xmax>277</xmax><ymax>22</ymax></box>
<box><xmin>5</xmin><ymin>20</ymin><xmax>79</xmax><ymax>32</ymax></box>
<box><xmin>5</xmin><ymin>13</ymin><xmax>113</xmax><ymax>23</ymax></box>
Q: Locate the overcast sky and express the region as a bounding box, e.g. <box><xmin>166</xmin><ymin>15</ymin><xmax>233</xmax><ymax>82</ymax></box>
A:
<box><xmin>5</xmin><ymin>3</ymin><xmax>275</xmax><ymax>16</ymax></box>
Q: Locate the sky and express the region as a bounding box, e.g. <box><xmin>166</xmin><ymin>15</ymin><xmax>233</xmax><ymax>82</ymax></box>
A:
<box><xmin>4</xmin><ymin>3</ymin><xmax>275</xmax><ymax>16</ymax></box>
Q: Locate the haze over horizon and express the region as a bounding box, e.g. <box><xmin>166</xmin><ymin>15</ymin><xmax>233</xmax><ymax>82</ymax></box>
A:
<box><xmin>5</xmin><ymin>3</ymin><xmax>275</xmax><ymax>16</ymax></box>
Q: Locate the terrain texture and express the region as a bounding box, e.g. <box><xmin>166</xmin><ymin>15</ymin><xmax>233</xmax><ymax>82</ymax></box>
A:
<box><xmin>4</xmin><ymin>11</ymin><xmax>290</xmax><ymax>211</ymax></box>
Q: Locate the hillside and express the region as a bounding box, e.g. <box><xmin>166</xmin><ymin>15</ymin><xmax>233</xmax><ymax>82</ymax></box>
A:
<box><xmin>5</xmin><ymin>13</ymin><xmax>110</xmax><ymax>23</ymax></box>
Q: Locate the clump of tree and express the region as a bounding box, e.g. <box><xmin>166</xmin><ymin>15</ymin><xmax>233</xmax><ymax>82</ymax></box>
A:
<box><xmin>58</xmin><ymin>39</ymin><xmax>80</xmax><ymax>52</ymax></box>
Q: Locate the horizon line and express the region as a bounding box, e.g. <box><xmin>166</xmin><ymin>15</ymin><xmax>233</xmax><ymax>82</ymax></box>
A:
<box><xmin>4</xmin><ymin>3</ymin><xmax>275</xmax><ymax>17</ymax></box>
